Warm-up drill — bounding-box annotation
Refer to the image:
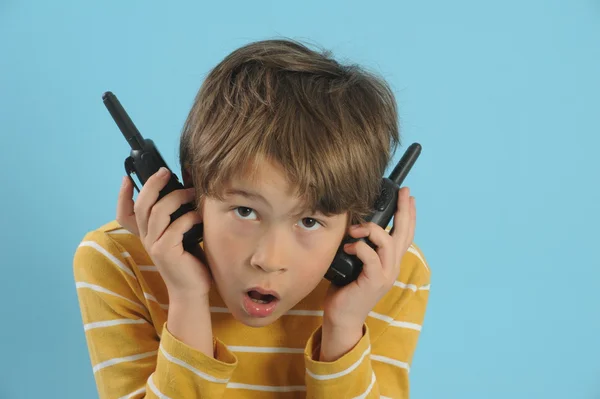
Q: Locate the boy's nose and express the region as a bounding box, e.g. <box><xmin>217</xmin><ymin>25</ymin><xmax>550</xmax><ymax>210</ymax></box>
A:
<box><xmin>251</xmin><ymin>261</ymin><xmax>286</xmax><ymax>274</ymax></box>
<box><xmin>250</xmin><ymin>232</ymin><xmax>289</xmax><ymax>273</ymax></box>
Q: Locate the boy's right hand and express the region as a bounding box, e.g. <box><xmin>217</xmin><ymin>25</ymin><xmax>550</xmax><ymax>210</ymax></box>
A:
<box><xmin>116</xmin><ymin>167</ymin><xmax>212</xmax><ymax>301</ymax></box>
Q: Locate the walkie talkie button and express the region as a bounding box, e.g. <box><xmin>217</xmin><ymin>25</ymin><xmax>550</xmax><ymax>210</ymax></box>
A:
<box><xmin>374</xmin><ymin>187</ymin><xmax>390</xmax><ymax>211</ymax></box>
<box><xmin>141</xmin><ymin>152</ymin><xmax>159</xmax><ymax>171</ymax></box>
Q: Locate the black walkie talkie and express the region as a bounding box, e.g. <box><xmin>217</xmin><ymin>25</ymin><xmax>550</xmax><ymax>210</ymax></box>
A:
<box><xmin>325</xmin><ymin>143</ymin><xmax>422</xmax><ymax>286</ymax></box>
<box><xmin>102</xmin><ymin>91</ymin><xmax>204</xmax><ymax>254</ymax></box>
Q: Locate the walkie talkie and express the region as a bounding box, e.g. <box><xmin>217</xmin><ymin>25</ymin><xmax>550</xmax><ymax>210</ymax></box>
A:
<box><xmin>102</xmin><ymin>91</ymin><xmax>204</xmax><ymax>254</ymax></box>
<box><xmin>325</xmin><ymin>143</ymin><xmax>422</xmax><ymax>286</ymax></box>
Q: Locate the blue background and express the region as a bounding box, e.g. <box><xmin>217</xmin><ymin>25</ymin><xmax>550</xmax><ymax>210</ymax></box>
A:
<box><xmin>1</xmin><ymin>0</ymin><xmax>599</xmax><ymax>398</ymax></box>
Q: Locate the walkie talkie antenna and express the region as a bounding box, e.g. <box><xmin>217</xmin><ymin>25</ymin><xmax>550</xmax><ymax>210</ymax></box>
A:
<box><xmin>102</xmin><ymin>91</ymin><xmax>145</xmax><ymax>151</ymax></box>
<box><xmin>389</xmin><ymin>143</ymin><xmax>422</xmax><ymax>185</ymax></box>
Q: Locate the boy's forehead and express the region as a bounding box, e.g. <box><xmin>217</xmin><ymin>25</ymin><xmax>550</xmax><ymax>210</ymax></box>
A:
<box><xmin>228</xmin><ymin>158</ymin><xmax>302</xmax><ymax>196</ymax></box>
<box><xmin>224</xmin><ymin>180</ymin><xmax>309</xmax><ymax>207</ymax></box>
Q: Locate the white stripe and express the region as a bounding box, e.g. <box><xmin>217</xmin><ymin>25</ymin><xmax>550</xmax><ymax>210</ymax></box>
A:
<box><xmin>118</xmin><ymin>387</ymin><xmax>146</xmax><ymax>399</ymax></box>
<box><xmin>144</xmin><ymin>293</ymin><xmax>169</xmax><ymax>310</ymax></box>
<box><xmin>121</xmin><ymin>252</ymin><xmax>131</xmax><ymax>257</ymax></box>
<box><xmin>139</xmin><ymin>265</ymin><xmax>158</xmax><ymax>272</ymax></box>
<box><xmin>79</xmin><ymin>241</ymin><xmax>135</xmax><ymax>278</ymax></box>
<box><xmin>211</xmin><ymin>306</ymin><xmax>323</xmax><ymax>316</ymax></box>
<box><xmin>306</xmin><ymin>346</ymin><xmax>370</xmax><ymax>381</ymax></box>
<box><xmin>159</xmin><ymin>346</ymin><xmax>230</xmax><ymax>383</ymax></box>
<box><xmin>210</xmin><ymin>306</ymin><xmax>230</xmax><ymax>313</ymax></box>
<box><xmin>393</xmin><ymin>281</ymin><xmax>431</xmax><ymax>292</ymax></box>
<box><xmin>286</xmin><ymin>309</ymin><xmax>324</xmax><ymax>316</ymax></box>
<box><xmin>225</xmin><ymin>344</ymin><xmax>410</xmax><ymax>373</ymax></box>
<box><xmin>84</xmin><ymin>318</ymin><xmax>146</xmax><ymax>331</ymax></box>
<box><xmin>227</xmin><ymin>346</ymin><xmax>304</xmax><ymax>354</ymax></box>
<box><xmin>381</xmin><ymin>397</ymin><xmax>393</xmax><ymax>399</ymax></box>
<box><xmin>368</xmin><ymin>311</ymin><xmax>422</xmax><ymax>331</ymax></box>
<box><xmin>371</xmin><ymin>354</ymin><xmax>410</xmax><ymax>372</ymax></box>
<box><xmin>213</xmin><ymin>307</ymin><xmax>419</xmax><ymax>330</ymax></box>
<box><xmin>408</xmin><ymin>245</ymin><xmax>429</xmax><ymax>272</ymax></box>
<box><xmin>76</xmin><ymin>282</ymin><xmax>145</xmax><ymax>310</ymax></box>
<box><xmin>226</xmin><ymin>383</ymin><xmax>306</xmax><ymax>392</ymax></box>
<box><xmin>107</xmin><ymin>228</ymin><xmax>133</xmax><ymax>235</ymax></box>
<box><xmin>352</xmin><ymin>371</ymin><xmax>376</xmax><ymax>399</ymax></box>
<box><xmin>394</xmin><ymin>281</ymin><xmax>417</xmax><ymax>291</ymax></box>
<box><xmin>93</xmin><ymin>350</ymin><xmax>157</xmax><ymax>374</ymax></box>
<box><xmin>147</xmin><ymin>373</ymin><xmax>172</xmax><ymax>399</ymax></box>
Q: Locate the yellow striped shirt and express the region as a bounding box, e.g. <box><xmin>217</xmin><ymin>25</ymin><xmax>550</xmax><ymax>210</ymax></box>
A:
<box><xmin>73</xmin><ymin>220</ymin><xmax>431</xmax><ymax>398</ymax></box>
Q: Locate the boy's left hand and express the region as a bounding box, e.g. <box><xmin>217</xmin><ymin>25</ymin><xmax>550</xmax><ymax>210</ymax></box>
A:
<box><xmin>322</xmin><ymin>186</ymin><xmax>416</xmax><ymax>332</ymax></box>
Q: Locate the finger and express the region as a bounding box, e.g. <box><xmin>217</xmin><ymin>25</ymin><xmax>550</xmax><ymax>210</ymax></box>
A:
<box><xmin>134</xmin><ymin>167</ymin><xmax>172</xmax><ymax>238</ymax></box>
<box><xmin>348</xmin><ymin>222</ymin><xmax>395</xmax><ymax>275</ymax></box>
<box><xmin>343</xmin><ymin>240</ymin><xmax>386</xmax><ymax>286</ymax></box>
<box><xmin>407</xmin><ymin>196</ymin><xmax>416</xmax><ymax>248</ymax></box>
<box><xmin>146</xmin><ymin>187</ymin><xmax>196</xmax><ymax>246</ymax></box>
<box><xmin>153</xmin><ymin>210</ymin><xmax>204</xmax><ymax>255</ymax></box>
<box><xmin>116</xmin><ymin>176</ymin><xmax>140</xmax><ymax>236</ymax></box>
<box><xmin>390</xmin><ymin>187</ymin><xmax>411</xmax><ymax>245</ymax></box>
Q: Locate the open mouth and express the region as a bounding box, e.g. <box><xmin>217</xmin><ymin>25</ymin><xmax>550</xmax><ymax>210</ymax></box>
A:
<box><xmin>243</xmin><ymin>288</ymin><xmax>280</xmax><ymax>318</ymax></box>
<box><xmin>246</xmin><ymin>290</ymin><xmax>277</xmax><ymax>304</ymax></box>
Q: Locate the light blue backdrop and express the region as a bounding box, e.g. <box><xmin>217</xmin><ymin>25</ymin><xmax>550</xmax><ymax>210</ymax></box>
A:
<box><xmin>1</xmin><ymin>1</ymin><xmax>599</xmax><ymax>398</ymax></box>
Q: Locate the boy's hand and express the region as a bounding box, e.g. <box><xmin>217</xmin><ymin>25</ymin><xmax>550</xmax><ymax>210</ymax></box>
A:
<box><xmin>319</xmin><ymin>187</ymin><xmax>416</xmax><ymax>361</ymax></box>
<box><xmin>116</xmin><ymin>167</ymin><xmax>212</xmax><ymax>301</ymax></box>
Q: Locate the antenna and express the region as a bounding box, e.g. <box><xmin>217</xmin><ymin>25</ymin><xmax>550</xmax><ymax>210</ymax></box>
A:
<box><xmin>102</xmin><ymin>91</ymin><xmax>145</xmax><ymax>151</ymax></box>
<box><xmin>389</xmin><ymin>143</ymin><xmax>422</xmax><ymax>185</ymax></box>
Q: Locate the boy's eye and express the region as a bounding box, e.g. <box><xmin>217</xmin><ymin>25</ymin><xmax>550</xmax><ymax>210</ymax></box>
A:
<box><xmin>298</xmin><ymin>217</ymin><xmax>322</xmax><ymax>231</ymax></box>
<box><xmin>234</xmin><ymin>207</ymin><xmax>257</xmax><ymax>220</ymax></box>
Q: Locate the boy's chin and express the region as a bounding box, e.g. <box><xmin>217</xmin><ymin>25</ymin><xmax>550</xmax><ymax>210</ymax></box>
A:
<box><xmin>224</xmin><ymin>296</ymin><xmax>286</xmax><ymax>328</ymax></box>
<box><xmin>238</xmin><ymin>314</ymin><xmax>279</xmax><ymax>328</ymax></box>
<box><xmin>231</xmin><ymin>307</ymin><xmax>281</xmax><ymax>327</ymax></box>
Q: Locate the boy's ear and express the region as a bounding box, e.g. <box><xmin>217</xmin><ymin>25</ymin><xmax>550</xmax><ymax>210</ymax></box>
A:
<box><xmin>182</xmin><ymin>166</ymin><xmax>193</xmax><ymax>189</ymax></box>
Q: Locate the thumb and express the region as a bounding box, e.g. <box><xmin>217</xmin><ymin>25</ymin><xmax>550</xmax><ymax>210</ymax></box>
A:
<box><xmin>116</xmin><ymin>176</ymin><xmax>140</xmax><ymax>236</ymax></box>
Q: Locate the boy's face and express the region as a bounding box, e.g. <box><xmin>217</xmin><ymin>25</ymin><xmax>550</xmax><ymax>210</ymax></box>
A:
<box><xmin>200</xmin><ymin>159</ymin><xmax>348</xmax><ymax>327</ymax></box>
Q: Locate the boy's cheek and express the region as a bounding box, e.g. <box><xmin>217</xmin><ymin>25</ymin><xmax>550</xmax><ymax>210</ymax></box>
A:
<box><xmin>294</xmin><ymin>249</ymin><xmax>336</xmax><ymax>285</ymax></box>
<box><xmin>204</xmin><ymin>230</ymin><xmax>251</xmax><ymax>270</ymax></box>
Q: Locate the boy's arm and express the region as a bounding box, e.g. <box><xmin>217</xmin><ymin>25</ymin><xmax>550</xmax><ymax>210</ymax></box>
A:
<box><xmin>303</xmin><ymin>250</ymin><xmax>430</xmax><ymax>398</ymax></box>
<box><xmin>73</xmin><ymin>230</ymin><xmax>238</xmax><ymax>398</ymax></box>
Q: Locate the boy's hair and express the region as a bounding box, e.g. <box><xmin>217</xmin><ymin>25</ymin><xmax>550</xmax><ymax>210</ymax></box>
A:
<box><xmin>179</xmin><ymin>38</ymin><xmax>400</xmax><ymax>225</ymax></box>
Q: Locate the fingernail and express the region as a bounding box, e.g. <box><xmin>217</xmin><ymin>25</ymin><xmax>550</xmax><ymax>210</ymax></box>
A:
<box><xmin>121</xmin><ymin>176</ymin><xmax>128</xmax><ymax>186</ymax></box>
<box><xmin>350</xmin><ymin>224</ymin><xmax>360</xmax><ymax>229</ymax></box>
<box><xmin>158</xmin><ymin>167</ymin><xmax>169</xmax><ymax>176</ymax></box>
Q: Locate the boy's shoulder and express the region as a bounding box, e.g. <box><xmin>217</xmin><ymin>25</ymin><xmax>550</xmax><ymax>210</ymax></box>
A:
<box><xmin>384</xmin><ymin>226</ymin><xmax>430</xmax><ymax>288</ymax></box>
<box><xmin>74</xmin><ymin>219</ymin><xmax>152</xmax><ymax>274</ymax></box>
<box><xmin>365</xmin><ymin>241</ymin><xmax>431</xmax><ymax>337</ymax></box>
<box><xmin>401</xmin><ymin>242</ymin><xmax>431</xmax><ymax>286</ymax></box>
<box><xmin>77</xmin><ymin>219</ymin><xmax>146</xmax><ymax>253</ymax></box>
<box><xmin>77</xmin><ymin>219</ymin><xmax>134</xmax><ymax>241</ymax></box>
<box><xmin>96</xmin><ymin>219</ymin><xmax>128</xmax><ymax>233</ymax></box>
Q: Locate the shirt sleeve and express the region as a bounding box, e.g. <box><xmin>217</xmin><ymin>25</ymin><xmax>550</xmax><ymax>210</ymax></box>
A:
<box><xmin>303</xmin><ymin>249</ymin><xmax>431</xmax><ymax>399</ymax></box>
<box><xmin>73</xmin><ymin>230</ymin><xmax>238</xmax><ymax>398</ymax></box>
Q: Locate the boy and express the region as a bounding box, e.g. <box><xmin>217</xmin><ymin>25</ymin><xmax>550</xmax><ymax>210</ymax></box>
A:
<box><xmin>73</xmin><ymin>38</ymin><xmax>430</xmax><ymax>399</ymax></box>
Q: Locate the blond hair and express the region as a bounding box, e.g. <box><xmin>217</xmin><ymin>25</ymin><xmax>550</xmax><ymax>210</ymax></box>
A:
<box><xmin>179</xmin><ymin>38</ymin><xmax>400</xmax><ymax>225</ymax></box>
